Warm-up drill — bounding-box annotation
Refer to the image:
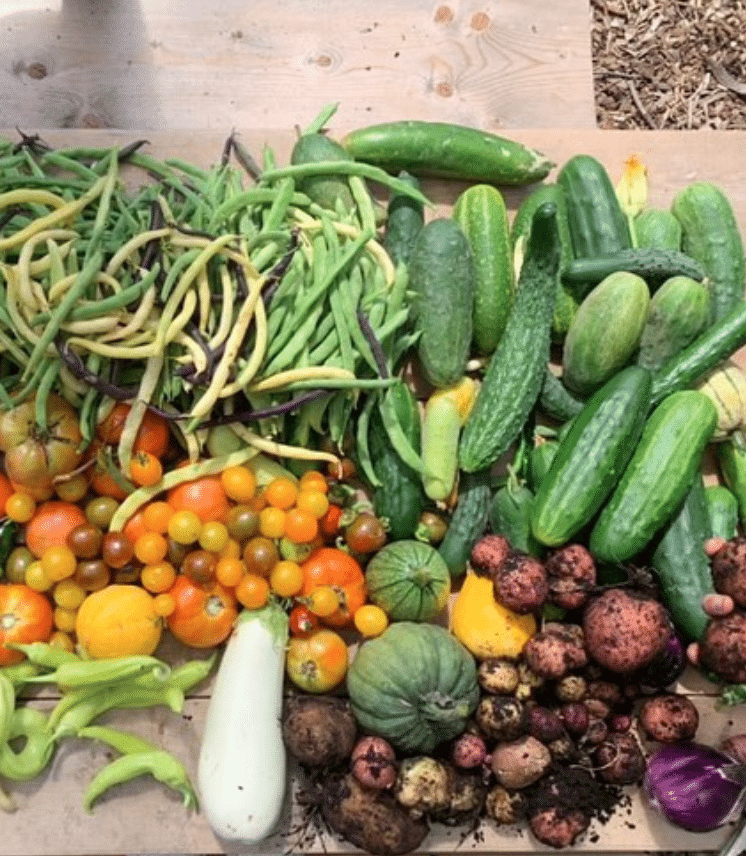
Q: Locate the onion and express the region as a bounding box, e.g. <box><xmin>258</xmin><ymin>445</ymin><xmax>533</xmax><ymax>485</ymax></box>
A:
<box><xmin>645</xmin><ymin>741</ymin><xmax>746</xmax><ymax>832</ymax></box>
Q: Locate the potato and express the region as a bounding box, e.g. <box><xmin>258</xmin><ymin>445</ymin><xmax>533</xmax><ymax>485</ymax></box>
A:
<box><xmin>282</xmin><ymin>694</ymin><xmax>357</xmax><ymax>768</ymax></box>
<box><xmin>638</xmin><ymin>693</ymin><xmax>699</xmax><ymax>742</ymax></box>
<box><xmin>322</xmin><ymin>772</ymin><xmax>429</xmax><ymax>856</ymax></box>
<box><xmin>583</xmin><ymin>587</ymin><xmax>672</xmax><ymax>673</ymax></box>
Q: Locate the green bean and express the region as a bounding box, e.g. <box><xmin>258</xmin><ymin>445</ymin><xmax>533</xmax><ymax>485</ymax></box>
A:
<box><xmin>260</xmin><ymin>160</ymin><xmax>432</xmax><ymax>208</ymax></box>
<box><xmin>38</xmin><ymin>149</ymin><xmax>101</xmax><ymax>181</ymax></box>
<box><xmin>22</xmin><ymin>249</ymin><xmax>103</xmax><ymax>382</ymax></box>
<box><xmin>33</xmin><ymin>361</ymin><xmax>60</xmax><ymax>430</ymax></box>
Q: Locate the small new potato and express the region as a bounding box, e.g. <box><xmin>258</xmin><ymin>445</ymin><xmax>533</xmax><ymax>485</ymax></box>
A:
<box><xmin>638</xmin><ymin>693</ymin><xmax>699</xmax><ymax>743</ymax></box>
<box><xmin>491</xmin><ymin>735</ymin><xmax>552</xmax><ymax>789</ymax></box>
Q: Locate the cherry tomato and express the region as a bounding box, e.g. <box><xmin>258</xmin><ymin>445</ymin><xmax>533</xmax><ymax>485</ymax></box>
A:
<box><xmin>288</xmin><ymin>604</ymin><xmax>321</xmax><ymax>638</ymax></box>
<box><xmin>285</xmin><ymin>628</ymin><xmax>349</xmax><ymax>693</ymax></box>
<box><xmin>344</xmin><ymin>512</ymin><xmax>388</xmax><ymax>555</ymax></box>
<box><xmin>129</xmin><ymin>451</ymin><xmax>163</xmax><ymax>487</ymax></box>
<box><xmin>166</xmin><ymin>574</ymin><xmax>238</xmax><ymax>648</ymax></box>
<box><xmin>234</xmin><ymin>572</ymin><xmax>270</xmax><ymax>609</ymax></box>
<box><xmin>0</xmin><ymin>583</ymin><xmax>54</xmax><ymax>666</ymax></box>
<box><xmin>353</xmin><ymin>604</ymin><xmax>389</xmax><ymax>638</ymax></box>
<box><xmin>96</xmin><ymin>403</ymin><xmax>171</xmax><ymax>457</ymax></box>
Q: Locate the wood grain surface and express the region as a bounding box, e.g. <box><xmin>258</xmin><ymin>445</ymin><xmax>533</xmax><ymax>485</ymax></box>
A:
<box><xmin>0</xmin><ymin>0</ymin><xmax>596</xmax><ymax>131</ymax></box>
<box><xmin>2</xmin><ymin>127</ymin><xmax>746</xmax><ymax>855</ymax></box>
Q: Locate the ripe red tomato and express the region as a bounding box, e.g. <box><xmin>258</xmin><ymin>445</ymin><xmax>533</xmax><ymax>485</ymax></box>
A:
<box><xmin>0</xmin><ymin>583</ymin><xmax>55</xmax><ymax>666</ymax></box>
<box><xmin>165</xmin><ymin>574</ymin><xmax>238</xmax><ymax>648</ymax></box>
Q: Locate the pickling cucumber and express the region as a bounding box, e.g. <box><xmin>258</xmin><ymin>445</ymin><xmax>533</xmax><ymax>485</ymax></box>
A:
<box><xmin>589</xmin><ymin>390</ymin><xmax>719</xmax><ymax>563</ymax></box>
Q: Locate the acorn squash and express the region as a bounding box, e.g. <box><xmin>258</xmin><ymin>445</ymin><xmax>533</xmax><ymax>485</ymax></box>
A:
<box><xmin>364</xmin><ymin>540</ymin><xmax>450</xmax><ymax>622</ymax></box>
<box><xmin>346</xmin><ymin>622</ymin><xmax>479</xmax><ymax>754</ymax></box>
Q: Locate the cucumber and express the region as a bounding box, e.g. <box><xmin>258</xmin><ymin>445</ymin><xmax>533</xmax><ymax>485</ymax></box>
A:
<box><xmin>489</xmin><ymin>481</ymin><xmax>543</xmax><ymax>557</ymax></box>
<box><xmin>512</xmin><ymin>183</ymin><xmax>579</xmax><ymax>343</ymax></box>
<box><xmin>636</xmin><ymin>275</ymin><xmax>711</xmax><ymax>372</ymax></box>
<box><xmin>634</xmin><ymin>208</ymin><xmax>682</xmax><ymax>251</ymax></box>
<box><xmin>650</xmin><ymin>301</ymin><xmax>746</xmax><ymax>407</ymax></box>
<box><xmin>589</xmin><ymin>390</ymin><xmax>719</xmax><ymax>563</ymax></box>
<box><xmin>341</xmin><ymin>121</ymin><xmax>555</xmax><ymax>185</ymax></box>
<box><xmin>382</xmin><ymin>171</ymin><xmax>424</xmax><ymax>266</ymax></box>
<box><xmin>556</xmin><ymin>154</ymin><xmax>632</xmax><ymax>259</ymax></box>
<box><xmin>408</xmin><ymin>218</ymin><xmax>474</xmax><ymax>388</ymax></box>
<box><xmin>671</xmin><ymin>181</ymin><xmax>746</xmax><ymax>324</ymax></box>
<box><xmin>527</xmin><ymin>437</ymin><xmax>560</xmax><ymax>492</ymax></box>
<box><xmin>562</xmin><ymin>271</ymin><xmax>650</xmax><ymax>397</ymax></box>
<box><xmin>537</xmin><ymin>368</ymin><xmax>585</xmax><ymax>423</ymax></box>
<box><xmin>438</xmin><ymin>468</ymin><xmax>493</xmax><ymax>579</ymax></box>
<box><xmin>453</xmin><ymin>184</ymin><xmax>514</xmax><ymax>355</ymax></box>
<box><xmin>530</xmin><ymin>366</ymin><xmax>652</xmax><ymax>548</ymax></box>
<box><xmin>562</xmin><ymin>247</ymin><xmax>705</xmax><ymax>292</ymax></box>
<box><xmin>704</xmin><ymin>483</ymin><xmax>739</xmax><ymax>541</ymax></box>
<box><xmin>651</xmin><ymin>475</ymin><xmax>713</xmax><ymax>641</ymax></box>
<box><xmin>289</xmin><ymin>132</ymin><xmax>355</xmax><ymax>211</ymax></box>
<box><xmin>458</xmin><ymin>203</ymin><xmax>560</xmax><ymax>473</ymax></box>
<box><xmin>717</xmin><ymin>433</ymin><xmax>746</xmax><ymax>527</ymax></box>
<box><xmin>367</xmin><ymin>384</ymin><xmax>427</xmax><ymax>541</ymax></box>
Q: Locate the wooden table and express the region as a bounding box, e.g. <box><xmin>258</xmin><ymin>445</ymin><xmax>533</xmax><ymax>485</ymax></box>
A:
<box><xmin>2</xmin><ymin>127</ymin><xmax>746</xmax><ymax>856</ymax></box>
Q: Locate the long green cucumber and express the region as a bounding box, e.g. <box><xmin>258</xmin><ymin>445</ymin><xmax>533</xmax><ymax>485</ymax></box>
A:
<box><xmin>650</xmin><ymin>301</ymin><xmax>746</xmax><ymax>407</ymax></box>
<box><xmin>341</xmin><ymin>121</ymin><xmax>555</xmax><ymax>185</ymax></box>
<box><xmin>453</xmin><ymin>184</ymin><xmax>514</xmax><ymax>356</ymax></box>
<box><xmin>458</xmin><ymin>202</ymin><xmax>560</xmax><ymax>473</ymax></box>
<box><xmin>651</xmin><ymin>475</ymin><xmax>713</xmax><ymax>641</ymax></box>
<box><xmin>530</xmin><ymin>366</ymin><xmax>652</xmax><ymax>548</ymax></box>
<box><xmin>589</xmin><ymin>390</ymin><xmax>719</xmax><ymax>563</ymax></box>
<box><xmin>671</xmin><ymin>181</ymin><xmax>746</xmax><ymax>324</ymax></box>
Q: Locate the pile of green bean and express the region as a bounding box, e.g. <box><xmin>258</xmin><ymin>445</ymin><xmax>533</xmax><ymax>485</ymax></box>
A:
<box><xmin>0</xmin><ymin>126</ymin><xmax>424</xmax><ymax>474</ymax></box>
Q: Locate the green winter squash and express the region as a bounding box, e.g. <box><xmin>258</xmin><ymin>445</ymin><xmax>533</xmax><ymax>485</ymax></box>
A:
<box><xmin>346</xmin><ymin>622</ymin><xmax>479</xmax><ymax>754</ymax></box>
<box><xmin>364</xmin><ymin>540</ymin><xmax>451</xmax><ymax>622</ymax></box>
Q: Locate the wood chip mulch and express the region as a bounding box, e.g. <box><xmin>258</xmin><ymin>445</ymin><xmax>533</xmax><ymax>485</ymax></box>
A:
<box><xmin>591</xmin><ymin>0</ymin><xmax>746</xmax><ymax>129</ymax></box>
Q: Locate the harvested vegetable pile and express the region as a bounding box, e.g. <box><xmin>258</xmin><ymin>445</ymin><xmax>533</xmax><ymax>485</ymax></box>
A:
<box><xmin>5</xmin><ymin>111</ymin><xmax>746</xmax><ymax>856</ymax></box>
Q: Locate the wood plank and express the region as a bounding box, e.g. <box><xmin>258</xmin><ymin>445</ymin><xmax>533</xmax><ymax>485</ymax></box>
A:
<box><xmin>0</xmin><ymin>0</ymin><xmax>596</xmax><ymax>131</ymax></box>
<box><xmin>2</xmin><ymin>127</ymin><xmax>746</xmax><ymax>855</ymax></box>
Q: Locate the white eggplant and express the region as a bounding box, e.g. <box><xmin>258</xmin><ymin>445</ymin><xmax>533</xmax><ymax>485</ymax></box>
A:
<box><xmin>198</xmin><ymin>602</ymin><xmax>289</xmax><ymax>844</ymax></box>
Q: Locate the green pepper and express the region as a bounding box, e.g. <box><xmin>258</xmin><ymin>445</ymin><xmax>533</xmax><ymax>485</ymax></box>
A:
<box><xmin>0</xmin><ymin>706</ymin><xmax>56</xmax><ymax>781</ymax></box>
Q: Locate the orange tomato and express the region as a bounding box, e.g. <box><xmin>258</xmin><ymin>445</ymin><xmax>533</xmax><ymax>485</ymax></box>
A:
<box><xmin>75</xmin><ymin>584</ymin><xmax>163</xmax><ymax>658</ymax></box>
<box><xmin>166</xmin><ymin>574</ymin><xmax>238</xmax><ymax>648</ymax></box>
<box><xmin>168</xmin><ymin>474</ymin><xmax>230</xmax><ymax>524</ymax></box>
<box><xmin>0</xmin><ymin>583</ymin><xmax>55</xmax><ymax>666</ymax></box>
<box><xmin>88</xmin><ymin>442</ymin><xmax>130</xmax><ymax>501</ymax></box>
<box><xmin>300</xmin><ymin>547</ymin><xmax>367</xmax><ymax>628</ymax></box>
<box><xmin>96</xmin><ymin>403</ymin><xmax>171</xmax><ymax>458</ymax></box>
<box><xmin>285</xmin><ymin>628</ymin><xmax>349</xmax><ymax>693</ymax></box>
<box><xmin>25</xmin><ymin>500</ymin><xmax>88</xmax><ymax>559</ymax></box>
<box><xmin>129</xmin><ymin>451</ymin><xmax>163</xmax><ymax>487</ymax></box>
